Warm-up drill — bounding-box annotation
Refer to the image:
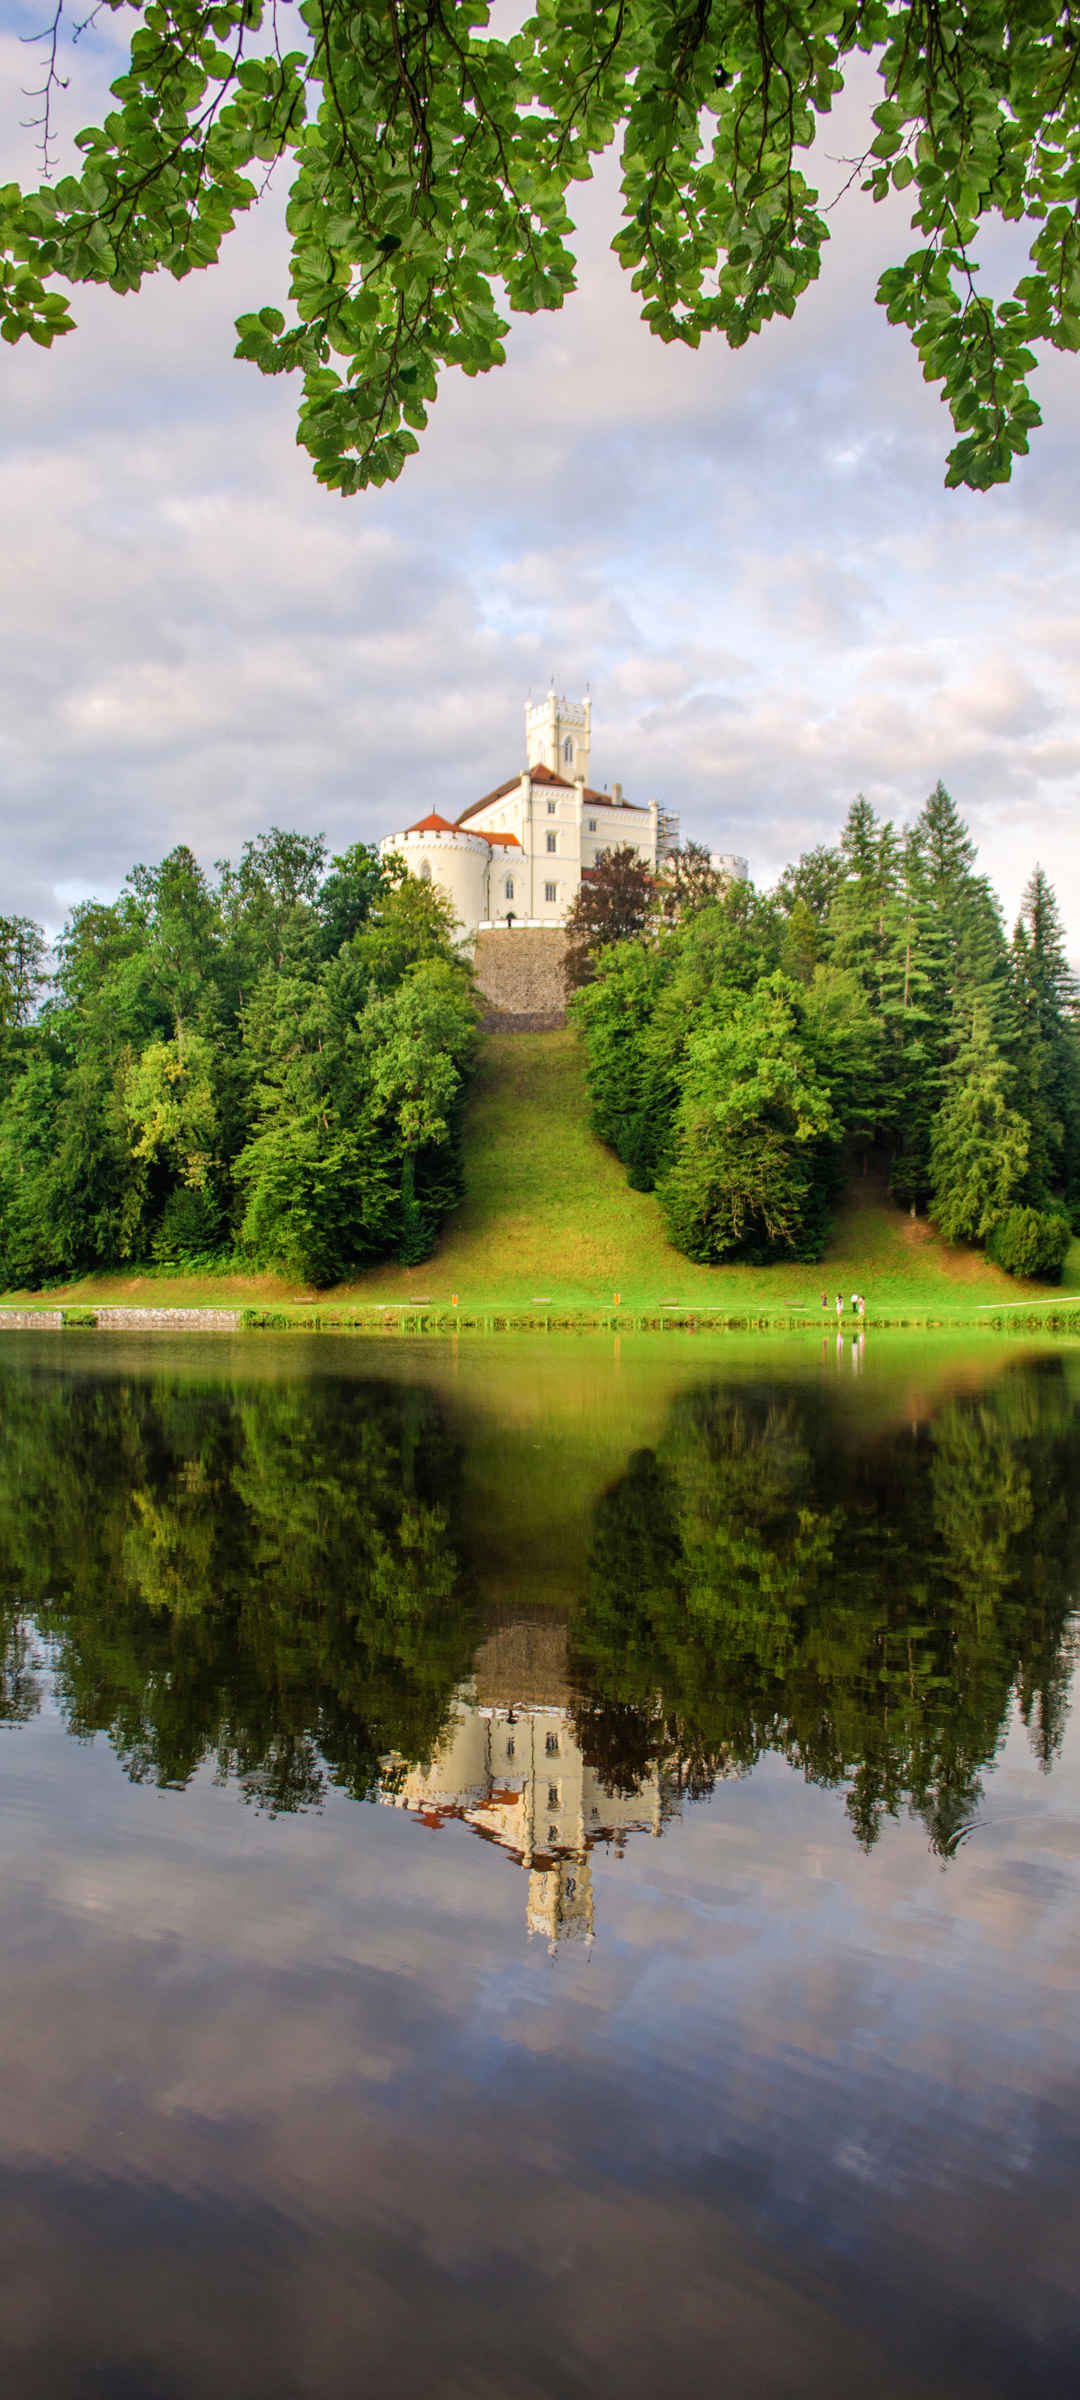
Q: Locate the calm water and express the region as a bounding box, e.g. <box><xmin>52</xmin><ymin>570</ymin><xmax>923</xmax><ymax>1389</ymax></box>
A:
<box><xmin>1</xmin><ymin>1331</ymin><xmax>1078</xmax><ymax>2397</ymax></box>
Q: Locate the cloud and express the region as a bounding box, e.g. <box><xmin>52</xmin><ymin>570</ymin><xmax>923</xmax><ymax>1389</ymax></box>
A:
<box><xmin>0</xmin><ymin>21</ymin><xmax>1077</xmax><ymax>948</ymax></box>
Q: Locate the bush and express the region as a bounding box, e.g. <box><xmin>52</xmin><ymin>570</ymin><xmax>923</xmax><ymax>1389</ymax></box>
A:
<box><xmin>987</xmin><ymin>1206</ymin><xmax>1071</xmax><ymax>1282</ymax></box>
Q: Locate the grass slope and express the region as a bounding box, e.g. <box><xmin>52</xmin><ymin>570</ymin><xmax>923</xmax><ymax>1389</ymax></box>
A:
<box><xmin>7</xmin><ymin>1029</ymin><xmax>1079</xmax><ymax>1326</ymax></box>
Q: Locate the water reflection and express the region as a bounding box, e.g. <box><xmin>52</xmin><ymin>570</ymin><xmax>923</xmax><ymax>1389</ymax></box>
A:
<box><xmin>0</xmin><ymin>1364</ymin><xmax>478</xmax><ymax>1800</ymax></box>
<box><xmin>382</xmin><ymin>1679</ymin><xmax>721</xmax><ymax>1952</ymax></box>
<box><xmin>0</xmin><ymin>1344</ymin><xmax>1077</xmax><ymax>1892</ymax></box>
<box><xmin>572</xmin><ymin>1367</ymin><xmax>1080</xmax><ymax>1858</ymax></box>
<box><xmin>1</xmin><ymin>1337</ymin><xmax>1079</xmax><ymax>2397</ymax></box>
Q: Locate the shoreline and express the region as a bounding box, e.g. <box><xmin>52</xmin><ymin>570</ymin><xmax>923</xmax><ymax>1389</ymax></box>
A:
<box><xmin>2</xmin><ymin>1303</ymin><xmax>1079</xmax><ymax>1338</ymax></box>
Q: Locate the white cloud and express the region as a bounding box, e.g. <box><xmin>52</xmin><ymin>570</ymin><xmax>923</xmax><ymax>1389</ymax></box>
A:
<box><xmin>0</xmin><ymin>22</ymin><xmax>1077</xmax><ymax>947</ymax></box>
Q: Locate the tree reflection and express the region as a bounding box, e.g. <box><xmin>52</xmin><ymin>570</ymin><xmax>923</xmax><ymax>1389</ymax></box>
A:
<box><xmin>571</xmin><ymin>1363</ymin><xmax>1080</xmax><ymax>1854</ymax></box>
<box><xmin>0</xmin><ymin>1366</ymin><xmax>476</xmax><ymax>1806</ymax></box>
<box><xmin>0</xmin><ymin>1353</ymin><xmax>1076</xmax><ymax>1858</ymax></box>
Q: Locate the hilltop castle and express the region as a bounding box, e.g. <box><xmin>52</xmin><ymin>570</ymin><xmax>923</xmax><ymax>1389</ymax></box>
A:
<box><xmin>380</xmin><ymin>692</ymin><xmax>748</xmax><ymax>944</ymax></box>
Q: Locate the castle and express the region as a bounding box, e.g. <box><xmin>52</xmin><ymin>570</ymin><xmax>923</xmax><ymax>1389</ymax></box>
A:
<box><xmin>380</xmin><ymin>692</ymin><xmax>748</xmax><ymax>943</ymax></box>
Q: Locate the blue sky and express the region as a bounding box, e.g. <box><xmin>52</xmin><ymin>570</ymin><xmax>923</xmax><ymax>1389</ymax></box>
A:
<box><xmin>2</xmin><ymin>7</ymin><xmax>1078</xmax><ymax>949</ymax></box>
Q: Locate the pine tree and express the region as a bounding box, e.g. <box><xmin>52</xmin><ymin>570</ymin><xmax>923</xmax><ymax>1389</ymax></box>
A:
<box><xmin>930</xmin><ymin>1000</ymin><xmax>1029</xmax><ymax>1246</ymax></box>
<box><xmin>889</xmin><ymin>785</ymin><xmax>1011</xmax><ymax>1210</ymax></box>
<box><xmin>1010</xmin><ymin>868</ymin><xmax>1080</xmax><ymax>1218</ymax></box>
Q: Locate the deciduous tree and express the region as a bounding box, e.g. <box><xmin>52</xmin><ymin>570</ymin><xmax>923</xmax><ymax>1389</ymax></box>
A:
<box><xmin>6</xmin><ymin>2</ymin><xmax>1079</xmax><ymax>492</ymax></box>
<box><xmin>564</xmin><ymin>844</ymin><xmax>654</xmax><ymax>990</ymax></box>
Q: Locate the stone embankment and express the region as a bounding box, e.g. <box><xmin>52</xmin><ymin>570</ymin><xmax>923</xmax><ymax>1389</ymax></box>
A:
<box><xmin>0</xmin><ymin>1306</ymin><xmax>242</xmax><ymax>1332</ymax></box>
<box><xmin>472</xmin><ymin>927</ymin><xmax>569</xmax><ymax>1031</ymax></box>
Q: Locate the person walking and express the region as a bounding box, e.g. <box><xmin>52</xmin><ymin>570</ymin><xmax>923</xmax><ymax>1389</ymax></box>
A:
<box><xmin>835</xmin><ymin>1293</ymin><xmax>844</xmax><ymax>1322</ymax></box>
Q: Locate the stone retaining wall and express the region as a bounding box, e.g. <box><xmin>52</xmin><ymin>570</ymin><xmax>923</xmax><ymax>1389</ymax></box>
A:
<box><xmin>0</xmin><ymin>1306</ymin><xmax>241</xmax><ymax>1332</ymax></box>
<box><xmin>93</xmin><ymin>1306</ymin><xmax>242</xmax><ymax>1330</ymax></box>
<box><xmin>472</xmin><ymin>927</ymin><xmax>569</xmax><ymax>1025</ymax></box>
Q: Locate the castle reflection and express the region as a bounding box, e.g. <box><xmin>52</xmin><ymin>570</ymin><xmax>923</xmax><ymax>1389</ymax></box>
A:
<box><xmin>379</xmin><ymin>1615</ymin><xmax>734</xmax><ymax>1950</ymax></box>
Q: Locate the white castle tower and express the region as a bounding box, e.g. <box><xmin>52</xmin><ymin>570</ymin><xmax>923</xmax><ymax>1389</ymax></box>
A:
<box><xmin>525</xmin><ymin>690</ymin><xmax>592</xmax><ymax>781</ymax></box>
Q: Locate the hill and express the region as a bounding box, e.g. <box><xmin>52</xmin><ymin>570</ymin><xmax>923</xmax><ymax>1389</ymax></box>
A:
<box><xmin>7</xmin><ymin>1030</ymin><xmax>1079</xmax><ymax>1327</ymax></box>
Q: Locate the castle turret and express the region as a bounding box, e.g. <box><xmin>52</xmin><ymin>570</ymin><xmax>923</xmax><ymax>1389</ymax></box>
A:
<box><xmin>378</xmin><ymin>811</ymin><xmax>492</xmax><ymax>944</ymax></box>
<box><xmin>525</xmin><ymin>691</ymin><xmax>591</xmax><ymax>781</ymax></box>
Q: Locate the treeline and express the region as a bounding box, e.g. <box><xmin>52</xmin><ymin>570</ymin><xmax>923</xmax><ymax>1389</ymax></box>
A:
<box><xmin>0</xmin><ymin>833</ymin><xmax>479</xmax><ymax>1287</ymax></box>
<box><xmin>571</xmin><ymin>786</ymin><xmax>1080</xmax><ymax>1274</ymax></box>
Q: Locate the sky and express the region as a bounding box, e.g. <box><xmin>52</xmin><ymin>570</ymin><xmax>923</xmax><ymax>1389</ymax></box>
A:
<box><xmin>2</xmin><ymin>6</ymin><xmax>1079</xmax><ymax>950</ymax></box>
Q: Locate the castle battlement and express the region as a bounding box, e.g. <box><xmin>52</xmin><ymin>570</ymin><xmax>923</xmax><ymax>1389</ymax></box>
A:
<box><xmin>525</xmin><ymin>689</ymin><xmax>592</xmax><ymax>780</ymax></box>
<box><xmin>525</xmin><ymin>692</ymin><xmax>588</xmax><ymax>730</ymax></box>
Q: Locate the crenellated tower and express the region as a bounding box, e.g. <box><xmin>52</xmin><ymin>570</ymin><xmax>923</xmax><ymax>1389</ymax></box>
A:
<box><xmin>525</xmin><ymin>690</ymin><xmax>591</xmax><ymax>780</ymax></box>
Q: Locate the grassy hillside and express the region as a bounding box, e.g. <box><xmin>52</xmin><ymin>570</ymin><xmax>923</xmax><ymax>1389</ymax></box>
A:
<box><xmin>7</xmin><ymin>1029</ymin><xmax>1078</xmax><ymax>1327</ymax></box>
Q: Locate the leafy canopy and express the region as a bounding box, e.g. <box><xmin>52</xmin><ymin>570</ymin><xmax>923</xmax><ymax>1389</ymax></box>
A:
<box><xmin>5</xmin><ymin>2</ymin><xmax>1080</xmax><ymax>491</ymax></box>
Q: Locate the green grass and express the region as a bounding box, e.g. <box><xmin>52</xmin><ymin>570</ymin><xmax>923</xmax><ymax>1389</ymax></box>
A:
<box><xmin>4</xmin><ymin>1031</ymin><xmax>1079</xmax><ymax>1329</ymax></box>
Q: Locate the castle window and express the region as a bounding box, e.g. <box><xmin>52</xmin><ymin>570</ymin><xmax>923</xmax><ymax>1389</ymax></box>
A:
<box><xmin>547</xmin><ymin>798</ymin><xmax>556</xmax><ymax>815</ymax></box>
<box><xmin>419</xmin><ymin>860</ymin><xmax>432</xmax><ymax>882</ymax></box>
<box><xmin>546</xmin><ymin>832</ymin><xmax>557</xmax><ymax>853</ymax></box>
<box><xmin>544</xmin><ymin>882</ymin><xmax>557</xmax><ymax>905</ymax></box>
<box><xmin>548</xmin><ymin>1783</ymin><xmax>560</xmax><ymax>1810</ymax></box>
<box><xmin>505</xmin><ymin>1735</ymin><xmax>515</xmax><ymax>1760</ymax></box>
<box><xmin>545</xmin><ymin>1732</ymin><xmax>559</xmax><ymax>1756</ymax></box>
<box><xmin>587</xmin><ymin>817</ymin><xmax>596</xmax><ymax>833</ymax></box>
<box><xmin>563</xmin><ymin>736</ymin><xmax>574</xmax><ymax>763</ymax></box>
<box><xmin>505</xmin><ymin>876</ymin><xmax>514</xmax><ymax>899</ymax></box>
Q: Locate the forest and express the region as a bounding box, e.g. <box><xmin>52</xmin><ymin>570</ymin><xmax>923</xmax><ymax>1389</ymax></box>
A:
<box><xmin>0</xmin><ymin>832</ymin><xmax>479</xmax><ymax>1288</ymax></box>
<box><xmin>571</xmin><ymin>785</ymin><xmax>1080</xmax><ymax>1278</ymax></box>
<box><xmin>0</xmin><ymin>783</ymin><xmax>1077</xmax><ymax>1288</ymax></box>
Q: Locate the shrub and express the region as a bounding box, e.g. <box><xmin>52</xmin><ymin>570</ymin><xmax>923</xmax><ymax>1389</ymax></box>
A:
<box><xmin>987</xmin><ymin>1206</ymin><xmax>1071</xmax><ymax>1282</ymax></box>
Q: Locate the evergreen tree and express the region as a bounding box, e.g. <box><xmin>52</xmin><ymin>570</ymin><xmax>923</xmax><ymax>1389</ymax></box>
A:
<box><xmin>930</xmin><ymin>1000</ymin><xmax>1028</xmax><ymax>1246</ymax></box>
<box><xmin>1010</xmin><ymin>868</ymin><xmax>1080</xmax><ymax>1220</ymax></box>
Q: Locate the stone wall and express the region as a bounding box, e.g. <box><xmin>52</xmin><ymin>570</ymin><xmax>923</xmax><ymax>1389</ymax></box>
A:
<box><xmin>93</xmin><ymin>1306</ymin><xmax>242</xmax><ymax>1330</ymax></box>
<box><xmin>0</xmin><ymin>1306</ymin><xmax>241</xmax><ymax>1332</ymax></box>
<box><xmin>473</xmin><ymin>927</ymin><xmax>569</xmax><ymax>1029</ymax></box>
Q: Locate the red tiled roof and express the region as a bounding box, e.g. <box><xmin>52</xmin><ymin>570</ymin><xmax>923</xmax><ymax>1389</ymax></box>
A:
<box><xmin>457</xmin><ymin>765</ymin><xmax>647</xmax><ymax>828</ymax></box>
<box><xmin>484</xmin><ymin>830</ymin><xmax>520</xmax><ymax>848</ymax></box>
<box><xmin>456</xmin><ymin>775</ymin><xmax>522</xmax><ymax>826</ymax></box>
<box><xmin>405</xmin><ymin>811</ymin><xmax>458</xmax><ymax>835</ymax></box>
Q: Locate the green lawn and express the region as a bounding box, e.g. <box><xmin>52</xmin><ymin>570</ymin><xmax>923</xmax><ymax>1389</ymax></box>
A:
<box><xmin>4</xmin><ymin>1031</ymin><xmax>1079</xmax><ymax>1327</ymax></box>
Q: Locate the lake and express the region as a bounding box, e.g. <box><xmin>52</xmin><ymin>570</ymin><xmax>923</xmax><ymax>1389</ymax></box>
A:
<box><xmin>1</xmin><ymin>1331</ymin><xmax>1078</xmax><ymax>2397</ymax></box>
